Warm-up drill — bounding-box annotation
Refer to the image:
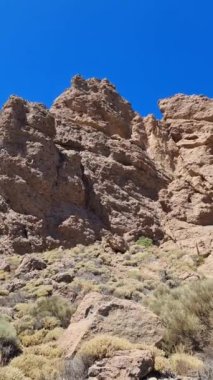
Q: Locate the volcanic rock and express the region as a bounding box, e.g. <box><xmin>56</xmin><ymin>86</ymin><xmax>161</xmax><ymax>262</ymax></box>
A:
<box><xmin>0</xmin><ymin>77</ymin><xmax>212</xmax><ymax>259</ymax></box>
<box><xmin>59</xmin><ymin>292</ymin><xmax>164</xmax><ymax>357</ymax></box>
<box><xmin>88</xmin><ymin>349</ymin><xmax>154</xmax><ymax>379</ymax></box>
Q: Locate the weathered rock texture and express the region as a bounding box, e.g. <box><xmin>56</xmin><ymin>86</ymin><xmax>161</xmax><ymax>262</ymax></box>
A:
<box><xmin>157</xmin><ymin>95</ymin><xmax>213</xmax><ymax>256</ymax></box>
<box><xmin>88</xmin><ymin>349</ymin><xmax>154</xmax><ymax>379</ymax></box>
<box><xmin>0</xmin><ymin>76</ymin><xmax>212</xmax><ymax>256</ymax></box>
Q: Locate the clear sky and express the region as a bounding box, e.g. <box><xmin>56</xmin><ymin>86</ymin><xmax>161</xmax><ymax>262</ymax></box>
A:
<box><xmin>0</xmin><ymin>0</ymin><xmax>213</xmax><ymax>117</ymax></box>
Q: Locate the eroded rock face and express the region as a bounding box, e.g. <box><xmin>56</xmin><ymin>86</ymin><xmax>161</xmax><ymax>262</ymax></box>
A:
<box><xmin>0</xmin><ymin>94</ymin><xmax>102</xmax><ymax>254</ymax></box>
<box><xmin>51</xmin><ymin>76</ymin><xmax>168</xmax><ymax>243</ymax></box>
<box><xmin>0</xmin><ymin>77</ymin><xmax>212</xmax><ymax>257</ymax></box>
<box><xmin>157</xmin><ymin>95</ymin><xmax>213</xmax><ymax>256</ymax></box>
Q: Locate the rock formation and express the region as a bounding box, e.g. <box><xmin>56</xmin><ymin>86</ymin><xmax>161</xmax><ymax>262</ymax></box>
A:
<box><xmin>0</xmin><ymin>76</ymin><xmax>212</xmax><ymax>257</ymax></box>
<box><xmin>59</xmin><ymin>292</ymin><xmax>163</xmax><ymax>358</ymax></box>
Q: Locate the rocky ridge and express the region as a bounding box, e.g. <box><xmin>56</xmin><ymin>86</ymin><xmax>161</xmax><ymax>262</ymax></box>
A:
<box><xmin>0</xmin><ymin>75</ymin><xmax>212</xmax><ymax>260</ymax></box>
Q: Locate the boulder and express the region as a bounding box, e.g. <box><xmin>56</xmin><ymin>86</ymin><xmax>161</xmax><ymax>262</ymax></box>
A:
<box><xmin>0</xmin><ymin>260</ymin><xmax>10</xmax><ymax>272</ymax></box>
<box><xmin>16</xmin><ymin>255</ymin><xmax>47</xmax><ymax>275</ymax></box>
<box><xmin>59</xmin><ymin>292</ymin><xmax>164</xmax><ymax>357</ymax></box>
<box><xmin>88</xmin><ymin>349</ymin><xmax>154</xmax><ymax>379</ymax></box>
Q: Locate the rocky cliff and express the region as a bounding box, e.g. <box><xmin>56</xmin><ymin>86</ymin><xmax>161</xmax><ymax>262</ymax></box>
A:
<box><xmin>0</xmin><ymin>76</ymin><xmax>212</xmax><ymax>256</ymax></box>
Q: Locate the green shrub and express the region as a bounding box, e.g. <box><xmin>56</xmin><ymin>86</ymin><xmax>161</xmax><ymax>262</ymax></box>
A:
<box><xmin>0</xmin><ymin>317</ymin><xmax>21</xmax><ymax>364</ymax></box>
<box><xmin>136</xmin><ymin>236</ymin><xmax>153</xmax><ymax>248</ymax></box>
<box><xmin>32</xmin><ymin>285</ymin><xmax>53</xmax><ymax>298</ymax></box>
<box><xmin>149</xmin><ymin>279</ymin><xmax>213</xmax><ymax>352</ymax></box>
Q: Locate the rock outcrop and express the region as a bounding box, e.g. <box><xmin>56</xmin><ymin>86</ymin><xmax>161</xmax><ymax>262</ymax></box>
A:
<box><xmin>157</xmin><ymin>95</ymin><xmax>213</xmax><ymax>256</ymax></box>
<box><xmin>59</xmin><ymin>292</ymin><xmax>164</xmax><ymax>357</ymax></box>
<box><xmin>0</xmin><ymin>76</ymin><xmax>212</xmax><ymax>258</ymax></box>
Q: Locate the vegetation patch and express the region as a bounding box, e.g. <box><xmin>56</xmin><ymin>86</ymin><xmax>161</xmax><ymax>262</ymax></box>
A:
<box><xmin>136</xmin><ymin>236</ymin><xmax>153</xmax><ymax>248</ymax></box>
<box><xmin>0</xmin><ymin>317</ymin><xmax>21</xmax><ymax>364</ymax></box>
<box><xmin>149</xmin><ymin>279</ymin><xmax>213</xmax><ymax>352</ymax></box>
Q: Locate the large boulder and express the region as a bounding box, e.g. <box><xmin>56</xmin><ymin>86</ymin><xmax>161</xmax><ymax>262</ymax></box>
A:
<box><xmin>59</xmin><ymin>292</ymin><xmax>164</xmax><ymax>357</ymax></box>
<box><xmin>88</xmin><ymin>349</ymin><xmax>154</xmax><ymax>380</ymax></box>
<box><xmin>15</xmin><ymin>255</ymin><xmax>47</xmax><ymax>275</ymax></box>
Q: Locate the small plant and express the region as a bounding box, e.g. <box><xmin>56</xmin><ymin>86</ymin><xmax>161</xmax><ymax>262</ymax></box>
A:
<box><xmin>136</xmin><ymin>236</ymin><xmax>153</xmax><ymax>248</ymax></box>
<box><xmin>0</xmin><ymin>317</ymin><xmax>21</xmax><ymax>364</ymax></box>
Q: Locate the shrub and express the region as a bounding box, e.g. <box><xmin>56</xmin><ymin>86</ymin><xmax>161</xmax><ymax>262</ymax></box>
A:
<box><xmin>0</xmin><ymin>288</ymin><xmax>9</xmax><ymax>296</ymax></box>
<box><xmin>154</xmin><ymin>355</ymin><xmax>171</xmax><ymax>373</ymax></box>
<box><xmin>0</xmin><ymin>317</ymin><xmax>21</xmax><ymax>364</ymax></box>
<box><xmin>10</xmin><ymin>354</ymin><xmax>59</xmax><ymax>380</ymax></box>
<box><xmin>149</xmin><ymin>279</ymin><xmax>213</xmax><ymax>352</ymax></box>
<box><xmin>44</xmin><ymin>327</ymin><xmax>64</xmax><ymax>343</ymax></box>
<box><xmin>170</xmin><ymin>353</ymin><xmax>203</xmax><ymax>376</ymax></box>
<box><xmin>42</xmin><ymin>316</ymin><xmax>60</xmax><ymax>330</ymax></box>
<box><xmin>79</xmin><ymin>335</ymin><xmax>133</xmax><ymax>364</ymax></box>
<box><xmin>14</xmin><ymin>302</ymin><xmax>34</xmax><ymax>318</ymax></box>
<box><xmin>0</xmin><ymin>366</ymin><xmax>27</xmax><ymax>380</ymax></box>
<box><xmin>128</xmin><ymin>269</ymin><xmax>142</xmax><ymax>281</ymax></box>
<box><xmin>136</xmin><ymin>236</ymin><xmax>153</xmax><ymax>248</ymax></box>
<box><xmin>20</xmin><ymin>329</ymin><xmax>47</xmax><ymax>347</ymax></box>
<box><xmin>31</xmin><ymin>295</ymin><xmax>73</xmax><ymax>328</ymax></box>
<box><xmin>32</xmin><ymin>285</ymin><xmax>53</xmax><ymax>298</ymax></box>
<box><xmin>14</xmin><ymin>314</ymin><xmax>36</xmax><ymax>335</ymax></box>
<box><xmin>27</xmin><ymin>342</ymin><xmax>63</xmax><ymax>359</ymax></box>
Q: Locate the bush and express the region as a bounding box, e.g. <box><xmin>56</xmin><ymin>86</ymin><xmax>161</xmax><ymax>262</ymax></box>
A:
<box><xmin>0</xmin><ymin>317</ymin><xmax>21</xmax><ymax>364</ymax></box>
<box><xmin>27</xmin><ymin>342</ymin><xmax>63</xmax><ymax>359</ymax></box>
<box><xmin>79</xmin><ymin>335</ymin><xmax>133</xmax><ymax>364</ymax></box>
<box><xmin>10</xmin><ymin>354</ymin><xmax>59</xmax><ymax>380</ymax></box>
<box><xmin>44</xmin><ymin>327</ymin><xmax>64</xmax><ymax>343</ymax></box>
<box><xmin>154</xmin><ymin>355</ymin><xmax>171</xmax><ymax>374</ymax></box>
<box><xmin>170</xmin><ymin>353</ymin><xmax>203</xmax><ymax>376</ymax></box>
<box><xmin>31</xmin><ymin>295</ymin><xmax>73</xmax><ymax>328</ymax></box>
<box><xmin>136</xmin><ymin>236</ymin><xmax>153</xmax><ymax>248</ymax></box>
<box><xmin>0</xmin><ymin>366</ymin><xmax>27</xmax><ymax>380</ymax></box>
<box><xmin>149</xmin><ymin>279</ymin><xmax>213</xmax><ymax>352</ymax></box>
<box><xmin>20</xmin><ymin>329</ymin><xmax>47</xmax><ymax>347</ymax></box>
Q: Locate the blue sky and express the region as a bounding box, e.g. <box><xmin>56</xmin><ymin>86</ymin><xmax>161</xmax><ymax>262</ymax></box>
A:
<box><xmin>0</xmin><ymin>0</ymin><xmax>212</xmax><ymax>117</ymax></box>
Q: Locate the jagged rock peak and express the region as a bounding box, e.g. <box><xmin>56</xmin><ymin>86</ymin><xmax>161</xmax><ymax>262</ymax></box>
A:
<box><xmin>71</xmin><ymin>74</ymin><xmax>116</xmax><ymax>91</ymax></box>
<box><xmin>0</xmin><ymin>76</ymin><xmax>212</xmax><ymax>258</ymax></box>
<box><xmin>159</xmin><ymin>93</ymin><xmax>213</xmax><ymax>121</ymax></box>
